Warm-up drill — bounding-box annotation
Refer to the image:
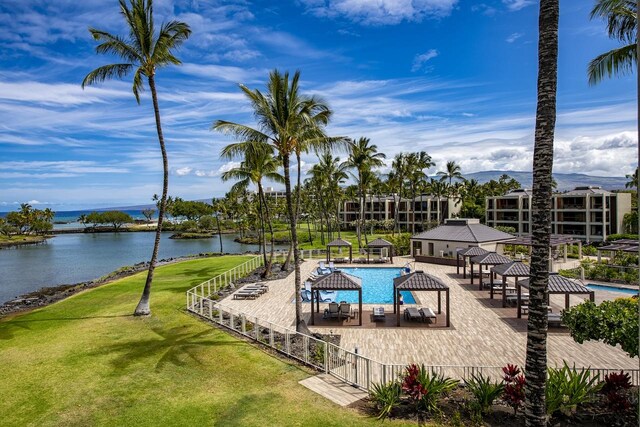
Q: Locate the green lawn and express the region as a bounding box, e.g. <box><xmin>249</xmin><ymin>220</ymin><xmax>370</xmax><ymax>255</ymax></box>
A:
<box><xmin>0</xmin><ymin>256</ymin><xmax>415</xmax><ymax>426</ymax></box>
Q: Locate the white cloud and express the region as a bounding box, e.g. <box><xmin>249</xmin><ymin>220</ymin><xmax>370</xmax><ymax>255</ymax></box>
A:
<box><xmin>506</xmin><ymin>32</ymin><xmax>524</xmax><ymax>43</ymax></box>
<box><xmin>300</xmin><ymin>0</ymin><xmax>459</xmax><ymax>25</ymax></box>
<box><xmin>502</xmin><ymin>0</ymin><xmax>535</xmax><ymax>12</ymax></box>
<box><xmin>195</xmin><ymin>170</ymin><xmax>216</xmax><ymax>177</ymax></box>
<box><xmin>175</xmin><ymin>167</ymin><xmax>193</xmax><ymax>176</ymax></box>
<box><xmin>411</xmin><ymin>49</ymin><xmax>439</xmax><ymax>72</ymax></box>
<box><xmin>27</xmin><ymin>199</ymin><xmax>41</xmax><ymax>205</ymax></box>
<box><xmin>216</xmin><ymin>161</ymin><xmax>241</xmax><ymax>175</ymax></box>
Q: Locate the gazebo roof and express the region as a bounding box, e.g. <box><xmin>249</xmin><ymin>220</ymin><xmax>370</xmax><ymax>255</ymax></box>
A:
<box><xmin>502</xmin><ymin>234</ymin><xmax>581</xmax><ymax>247</ymax></box>
<box><xmin>599</xmin><ymin>239</ymin><xmax>638</xmax><ymax>253</ymax></box>
<box><xmin>394</xmin><ymin>271</ymin><xmax>448</xmax><ymax>290</ymax></box>
<box><xmin>326</xmin><ymin>238</ymin><xmax>352</xmax><ymax>247</ymax></box>
<box><xmin>412</xmin><ymin>219</ymin><xmax>514</xmax><ymax>243</ymax></box>
<box><xmin>492</xmin><ymin>261</ymin><xmax>530</xmax><ymax>277</ymax></box>
<box><xmin>470</xmin><ymin>252</ymin><xmax>512</xmax><ymax>265</ymax></box>
<box><xmin>458</xmin><ymin>246</ymin><xmax>489</xmax><ymax>257</ymax></box>
<box><xmin>518</xmin><ymin>274</ymin><xmax>590</xmax><ymax>294</ymax></box>
<box><xmin>311</xmin><ymin>271</ymin><xmax>362</xmax><ymax>290</ymax></box>
<box><xmin>367</xmin><ymin>238</ymin><xmax>393</xmax><ymax>247</ymax></box>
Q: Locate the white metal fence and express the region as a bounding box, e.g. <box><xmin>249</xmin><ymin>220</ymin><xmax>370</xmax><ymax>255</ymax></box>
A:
<box><xmin>186</xmin><ymin>258</ymin><xmax>640</xmax><ymax>390</ymax></box>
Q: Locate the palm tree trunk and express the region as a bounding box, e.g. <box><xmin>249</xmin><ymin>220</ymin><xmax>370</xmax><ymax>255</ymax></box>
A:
<box><xmin>283</xmin><ymin>155</ymin><xmax>303</xmax><ymax>330</ymax></box>
<box><xmin>524</xmin><ymin>1</ymin><xmax>558</xmax><ymax>425</ymax></box>
<box><xmin>134</xmin><ymin>74</ymin><xmax>165</xmax><ymax>317</ymax></box>
<box><xmin>257</xmin><ymin>184</ymin><xmax>268</xmax><ymax>266</ymax></box>
<box><xmin>215</xmin><ymin>214</ymin><xmax>223</xmax><ymax>254</ymax></box>
<box><xmin>259</xmin><ymin>185</ymin><xmax>275</xmax><ymax>278</ymax></box>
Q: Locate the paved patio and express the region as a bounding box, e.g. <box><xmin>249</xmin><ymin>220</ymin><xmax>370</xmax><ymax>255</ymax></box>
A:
<box><xmin>218</xmin><ymin>256</ymin><xmax>637</xmax><ymax>370</ymax></box>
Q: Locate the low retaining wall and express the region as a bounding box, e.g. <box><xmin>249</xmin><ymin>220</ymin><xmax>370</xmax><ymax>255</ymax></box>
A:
<box><xmin>415</xmin><ymin>255</ymin><xmax>459</xmax><ymax>266</ymax></box>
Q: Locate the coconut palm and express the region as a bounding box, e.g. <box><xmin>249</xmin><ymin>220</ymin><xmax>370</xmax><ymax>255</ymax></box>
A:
<box><xmin>82</xmin><ymin>0</ymin><xmax>191</xmax><ymax>316</ymax></box>
<box><xmin>436</xmin><ymin>161</ymin><xmax>463</xmax><ymax>220</ymax></box>
<box><xmin>625</xmin><ymin>167</ymin><xmax>638</xmax><ymax>189</ymax></box>
<box><xmin>221</xmin><ymin>144</ymin><xmax>283</xmax><ymax>278</ymax></box>
<box><xmin>388</xmin><ymin>153</ymin><xmax>408</xmax><ymax>234</ymax></box>
<box><xmin>429</xmin><ymin>179</ymin><xmax>448</xmax><ymax>224</ymax></box>
<box><xmin>524</xmin><ymin>0</ymin><xmax>559</xmax><ymax>425</ymax></box>
<box><xmin>344</xmin><ymin>137</ymin><xmax>386</xmax><ymax>248</ymax></box>
<box><xmin>214</xmin><ymin>70</ymin><xmax>333</xmax><ymax>331</ymax></box>
<box><xmin>588</xmin><ymin>0</ymin><xmax>637</xmax><ymax>85</ymax></box>
<box><xmin>405</xmin><ymin>151</ymin><xmax>434</xmax><ymax>233</ymax></box>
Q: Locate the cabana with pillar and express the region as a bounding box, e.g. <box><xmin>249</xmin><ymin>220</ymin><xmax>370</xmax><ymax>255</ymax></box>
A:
<box><xmin>469</xmin><ymin>252</ymin><xmax>512</xmax><ymax>290</ymax></box>
<box><xmin>490</xmin><ymin>261</ymin><xmax>530</xmax><ymax>307</ymax></box>
<box><xmin>499</xmin><ymin>234</ymin><xmax>582</xmax><ymax>264</ymax></box>
<box><xmin>366</xmin><ymin>238</ymin><xmax>394</xmax><ymax>263</ymax></box>
<box><xmin>326</xmin><ymin>238</ymin><xmax>353</xmax><ymax>263</ymax></box>
<box><xmin>393</xmin><ymin>271</ymin><xmax>450</xmax><ymax>327</ymax></box>
<box><xmin>597</xmin><ymin>239</ymin><xmax>638</xmax><ymax>261</ymax></box>
<box><xmin>457</xmin><ymin>246</ymin><xmax>489</xmax><ymax>278</ymax></box>
<box><xmin>515</xmin><ymin>273</ymin><xmax>595</xmax><ymax>318</ymax></box>
<box><xmin>310</xmin><ymin>271</ymin><xmax>362</xmax><ymax>326</ymax></box>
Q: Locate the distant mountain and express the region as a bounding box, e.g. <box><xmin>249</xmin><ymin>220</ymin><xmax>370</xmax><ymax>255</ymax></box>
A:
<box><xmin>463</xmin><ymin>170</ymin><xmax>629</xmax><ymax>192</ymax></box>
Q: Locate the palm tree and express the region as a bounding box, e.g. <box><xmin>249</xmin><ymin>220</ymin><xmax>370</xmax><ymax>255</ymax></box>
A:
<box><xmin>524</xmin><ymin>0</ymin><xmax>559</xmax><ymax>425</ymax></box>
<box><xmin>429</xmin><ymin>179</ymin><xmax>447</xmax><ymax>224</ymax></box>
<box><xmin>625</xmin><ymin>167</ymin><xmax>638</xmax><ymax>189</ymax></box>
<box><xmin>82</xmin><ymin>0</ymin><xmax>191</xmax><ymax>316</ymax></box>
<box><xmin>588</xmin><ymin>0</ymin><xmax>637</xmax><ymax>85</ymax></box>
<box><xmin>437</xmin><ymin>161</ymin><xmax>463</xmax><ymax>220</ymax></box>
<box><xmin>221</xmin><ymin>144</ymin><xmax>283</xmax><ymax>278</ymax></box>
<box><xmin>211</xmin><ymin>199</ymin><xmax>226</xmax><ymax>254</ymax></box>
<box><xmin>388</xmin><ymin>154</ymin><xmax>407</xmax><ymax>235</ymax></box>
<box><xmin>344</xmin><ymin>137</ymin><xmax>386</xmax><ymax>248</ymax></box>
<box><xmin>405</xmin><ymin>151</ymin><xmax>434</xmax><ymax>233</ymax></box>
<box><xmin>214</xmin><ymin>70</ymin><xmax>333</xmax><ymax>331</ymax></box>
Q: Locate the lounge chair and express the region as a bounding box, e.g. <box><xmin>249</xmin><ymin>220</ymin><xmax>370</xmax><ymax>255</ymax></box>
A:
<box><xmin>548</xmin><ymin>313</ymin><xmax>564</xmax><ymax>327</ymax></box>
<box><xmin>333</xmin><ymin>257</ymin><xmax>347</xmax><ymax>264</ymax></box>
<box><xmin>419</xmin><ymin>307</ymin><xmax>437</xmax><ymax>323</ymax></box>
<box><xmin>372</xmin><ymin>306</ymin><xmax>385</xmax><ymax>321</ymax></box>
<box><xmin>243</xmin><ymin>286</ymin><xmax>267</xmax><ymax>294</ymax></box>
<box><xmin>233</xmin><ymin>290</ymin><xmax>259</xmax><ymax>300</ymax></box>
<box><xmin>404</xmin><ymin>307</ymin><xmax>423</xmax><ymax>322</ymax></box>
<box><xmin>329</xmin><ymin>262</ymin><xmax>335</xmax><ymax>271</ymax></box>
<box><xmin>339</xmin><ymin>302</ymin><xmax>351</xmax><ymax>320</ymax></box>
<box><xmin>300</xmin><ymin>290</ymin><xmax>311</xmax><ymax>302</ymax></box>
<box><xmin>323</xmin><ymin>302</ymin><xmax>340</xmax><ymax>319</ymax></box>
<box><xmin>355</xmin><ymin>257</ymin><xmax>368</xmax><ymax>264</ymax></box>
<box><xmin>506</xmin><ymin>293</ymin><xmax>529</xmax><ymax>305</ymax></box>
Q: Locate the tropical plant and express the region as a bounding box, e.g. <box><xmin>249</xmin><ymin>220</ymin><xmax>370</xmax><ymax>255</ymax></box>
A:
<box><xmin>601</xmin><ymin>371</ymin><xmax>633</xmax><ymax>411</ymax></box>
<box><xmin>405</xmin><ymin>151</ymin><xmax>434</xmax><ymax>233</ymax></box>
<box><xmin>369</xmin><ymin>381</ymin><xmax>402</xmax><ymax>419</ymax></box>
<box><xmin>214</xmin><ymin>70</ymin><xmax>335</xmax><ymax>331</ymax></box>
<box><xmin>524</xmin><ymin>0</ymin><xmax>559</xmax><ymax>425</ymax></box>
<box><xmin>100</xmin><ymin>211</ymin><xmax>134</xmax><ymax>231</ymax></box>
<box><xmin>401</xmin><ymin>364</ymin><xmax>457</xmax><ymax>413</ymax></box>
<box><xmin>437</xmin><ymin>161</ymin><xmax>463</xmax><ymax>220</ymax></box>
<box><xmin>625</xmin><ymin>167</ymin><xmax>638</xmax><ymax>189</ymax></box>
<box><xmin>464</xmin><ymin>373</ymin><xmax>504</xmax><ymax>415</ymax></box>
<box><xmin>545</xmin><ymin>362</ymin><xmax>602</xmax><ymax>417</ymax></box>
<box><xmin>502</xmin><ymin>364</ymin><xmax>526</xmax><ymax>415</ymax></box>
<box><xmin>82</xmin><ymin>0</ymin><xmax>191</xmax><ymax>316</ymax></box>
<box><xmin>388</xmin><ymin>153</ymin><xmax>408</xmax><ymax>234</ymax></box>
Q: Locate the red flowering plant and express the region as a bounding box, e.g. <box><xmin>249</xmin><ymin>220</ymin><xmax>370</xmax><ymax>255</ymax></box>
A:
<box><xmin>502</xmin><ymin>364</ymin><xmax>526</xmax><ymax>415</ymax></box>
<box><xmin>601</xmin><ymin>371</ymin><xmax>633</xmax><ymax>412</ymax></box>
<box><xmin>402</xmin><ymin>364</ymin><xmax>429</xmax><ymax>406</ymax></box>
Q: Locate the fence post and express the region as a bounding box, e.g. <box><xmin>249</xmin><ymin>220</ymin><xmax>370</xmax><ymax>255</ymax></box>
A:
<box><xmin>324</xmin><ymin>342</ymin><xmax>328</xmax><ymax>374</ymax></box>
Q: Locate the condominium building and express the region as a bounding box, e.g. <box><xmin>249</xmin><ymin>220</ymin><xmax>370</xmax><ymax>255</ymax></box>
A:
<box><xmin>339</xmin><ymin>195</ymin><xmax>460</xmax><ymax>231</ymax></box>
<box><xmin>485</xmin><ymin>186</ymin><xmax>632</xmax><ymax>242</ymax></box>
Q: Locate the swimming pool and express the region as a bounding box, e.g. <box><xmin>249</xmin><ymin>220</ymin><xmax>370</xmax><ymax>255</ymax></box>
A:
<box><xmin>586</xmin><ymin>284</ymin><xmax>638</xmax><ymax>296</ymax></box>
<box><xmin>334</xmin><ymin>267</ymin><xmax>416</xmax><ymax>304</ymax></box>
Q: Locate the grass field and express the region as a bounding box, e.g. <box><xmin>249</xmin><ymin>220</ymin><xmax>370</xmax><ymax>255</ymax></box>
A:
<box><xmin>0</xmin><ymin>256</ymin><xmax>416</xmax><ymax>426</ymax></box>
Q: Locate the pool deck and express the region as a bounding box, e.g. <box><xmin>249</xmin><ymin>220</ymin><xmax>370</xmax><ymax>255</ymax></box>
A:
<box><xmin>217</xmin><ymin>256</ymin><xmax>637</xmax><ymax>371</ymax></box>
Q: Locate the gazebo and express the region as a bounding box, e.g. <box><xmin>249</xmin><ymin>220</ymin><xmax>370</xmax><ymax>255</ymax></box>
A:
<box><xmin>393</xmin><ymin>271</ymin><xmax>450</xmax><ymax>327</ymax></box>
<box><xmin>490</xmin><ymin>261</ymin><xmax>530</xmax><ymax>307</ymax></box>
<box><xmin>366</xmin><ymin>238</ymin><xmax>394</xmax><ymax>263</ymax></box>
<box><xmin>310</xmin><ymin>271</ymin><xmax>362</xmax><ymax>326</ymax></box>
<box><xmin>326</xmin><ymin>238</ymin><xmax>353</xmax><ymax>263</ymax></box>
<box><xmin>456</xmin><ymin>246</ymin><xmax>490</xmax><ymax>278</ymax></box>
<box><xmin>469</xmin><ymin>252</ymin><xmax>512</xmax><ymax>290</ymax></box>
<box><xmin>499</xmin><ymin>234</ymin><xmax>582</xmax><ymax>263</ymax></box>
<box><xmin>597</xmin><ymin>239</ymin><xmax>638</xmax><ymax>261</ymax></box>
<box><xmin>516</xmin><ymin>274</ymin><xmax>595</xmax><ymax>318</ymax></box>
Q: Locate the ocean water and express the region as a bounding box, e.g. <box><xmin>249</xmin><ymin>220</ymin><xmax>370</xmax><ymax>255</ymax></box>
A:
<box><xmin>334</xmin><ymin>267</ymin><xmax>416</xmax><ymax>304</ymax></box>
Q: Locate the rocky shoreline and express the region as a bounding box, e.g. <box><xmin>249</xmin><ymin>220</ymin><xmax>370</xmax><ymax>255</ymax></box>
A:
<box><xmin>0</xmin><ymin>252</ymin><xmax>258</xmax><ymax>318</ymax></box>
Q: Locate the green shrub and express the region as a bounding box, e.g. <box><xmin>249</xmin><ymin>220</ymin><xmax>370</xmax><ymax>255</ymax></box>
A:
<box><xmin>464</xmin><ymin>373</ymin><xmax>504</xmax><ymax>414</ymax></box>
<box><xmin>546</xmin><ymin>362</ymin><xmax>602</xmax><ymax>417</ymax></box>
<box><xmin>401</xmin><ymin>364</ymin><xmax>457</xmax><ymax>413</ymax></box>
<box><xmin>369</xmin><ymin>381</ymin><xmax>402</xmax><ymax>419</ymax></box>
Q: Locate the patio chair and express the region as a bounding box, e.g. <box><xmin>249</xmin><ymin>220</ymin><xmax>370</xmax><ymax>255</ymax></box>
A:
<box><xmin>548</xmin><ymin>312</ymin><xmax>564</xmax><ymax>328</ymax></box>
<box><xmin>243</xmin><ymin>285</ymin><xmax>267</xmax><ymax>294</ymax></box>
<box><xmin>329</xmin><ymin>261</ymin><xmax>335</xmax><ymax>271</ymax></box>
<box><xmin>233</xmin><ymin>290</ymin><xmax>259</xmax><ymax>300</ymax></box>
<box><xmin>372</xmin><ymin>306</ymin><xmax>385</xmax><ymax>321</ymax></box>
<box><xmin>323</xmin><ymin>302</ymin><xmax>340</xmax><ymax>319</ymax></box>
<box><xmin>339</xmin><ymin>302</ymin><xmax>351</xmax><ymax>320</ymax></box>
<box><xmin>300</xmin><ymin>290</ymin><xmax>311</xmax><ymax>302</ymax></box>
<box><xmin>419</xmin><ymin>307</ymin><xmax>437</xmax><ymax>323</ymax></box>
<box><xmin>404</xmin><ymin>307</ymin><xmax>422</xmax><ymax>322</ymax></box>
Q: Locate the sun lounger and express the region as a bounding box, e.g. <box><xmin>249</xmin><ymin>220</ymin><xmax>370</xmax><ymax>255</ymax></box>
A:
<box><xmin>233</xmin><ymin>290</ymin><xmax>259</xmax><ymax>300</ymax></box>
<box><xmin>333</xmin><ymin>257</ymin><xmax>347</xmax><ymax>263</ymax></box>
<box><xmin>548</xmin><ymin>313</ymin><xmax>564</xmax><ymax>327</ymax></box>
<box><xmin>329</xmin><ymin>262</ymin><xmax>336</xmax><ymax>271</ymax></box>
<box><xmin>243</xmin><ymin>286</ymin><xmax>267</xmax><ymax>294</ymax></box>
<box><xmin>372</xmin><ymin>306</ymin><xmax>385</xmax><ymax>321</ymax></box>
<box><xmin>404</xmin><ymin>307</ymin><xmax>423</xmax><ymax>322</ymax></box>
<box><xmin>300</xmin><ymin>290</ymin><xmax>311</xmax><ymax>302</ymax></box>
<box><xmin>419</xmin><ymin>307</ymin><xmax>437</xmax><ymax>323</ymax></box>
<box><xmin>339</xmin><ymin>302</ymin><xmax>351</xmax><ymax>320</ymax></box>
<box><xmin>354</xmin><ymin>257</ymin><xmax>368</xmax><ymax>264</ymax></box>
<box><xmin>323</xmin><ymin>302</ymin><xmax>340</xmax><ymax>319</ymax></box>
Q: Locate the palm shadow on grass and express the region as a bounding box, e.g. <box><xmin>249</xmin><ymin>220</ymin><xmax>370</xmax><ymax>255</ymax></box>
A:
<box><xmin>91</xmin><ymin>324</ymin><xmax>241</xmax><ymax>372</ymax></box>
<box><xmin>0</xmin><ymin>314</ymin><xmax>133</xmax><ymax>340</ymax></box>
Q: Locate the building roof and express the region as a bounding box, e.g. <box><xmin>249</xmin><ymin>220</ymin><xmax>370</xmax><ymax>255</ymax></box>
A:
<box><xmin>599</xmin><ymin>239</ymin><xmax>639</xmax><ymax>253</ymax></box>
<box><xmin>311</xmin><ymin>271</ymin><xmax>362</xmax><ymax>290</ymax></box>
<box><xmin>502</xmin><ymin>234</ymin><xmax>581</xmax><ymax>247</ymax></box>
<box><xmin>326</xmin><ymin>238</ymin><xmax>352</xmax><ymax>247</ymax></box>
<box><xmin>491</xmin><ymin>261</ymin><xmax>530</xmax><ymax>277</ymax></box>
<box><xmin>503</xmin><ymin>189</ymin><xmax>533</xmax><ymax>197</ymax></box>
<box><xmin>518</xmin><ymin>274</ymin><xmax>591</xmax><ymax>294</ymax></box>
<box><xmin>394</xmin><ymin>271</ymin><xmax>448</xmax><ymax>290</ymax></box>
<box><xmin>367</xmin><ymin>238</ymin><xmax>393</xmax><ymax>247</ymax></box>
<box><xmin>458</xmin><ymin>246</ymin><xmax>490</xmax><ymax>258</ymax></box>
<box><xmin>470</xmin><ymin>252</ymin><xmax>512</xmax><ymax>265</ymax></box>
<box><xmin>412</xmin><ymin>219</ymin><xmax>514</xmax><ymax>243</ymax></box>
<box><xmin>562</xmin><ymin>186</ymin><xmax>612</xmax><ymax>196</ymax></box>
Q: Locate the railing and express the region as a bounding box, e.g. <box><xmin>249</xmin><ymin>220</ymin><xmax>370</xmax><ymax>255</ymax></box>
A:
<box><xmin>187</xmin><ymin>261</ymin><xmax>640</xmax><ymax>390</ymax></box>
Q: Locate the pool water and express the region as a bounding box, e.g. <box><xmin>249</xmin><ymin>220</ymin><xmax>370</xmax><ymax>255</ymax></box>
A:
<box><xmin>586</xmin><ymin>284</ymin><xmax>638</xmax><ymax>296</ymax></box>
<box><xmin>334</xmin><ymin>267</ymin><xmax>416</xmax><ymax>304</ymax></box>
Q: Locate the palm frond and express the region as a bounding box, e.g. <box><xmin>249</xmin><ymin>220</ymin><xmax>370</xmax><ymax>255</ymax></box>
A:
<box><xmin>214</xmin><ymin>121</ymin><xmax>271</xmax><ymax>147</ymax></box>
<box><xmin>132</xmin><ymin>67</ymin><xmax>145</xmax><ymax>103</ymax></box>
<box><xmin>588</xmin><ymin>43</ymin><xmax>636</xmax><ymax>85</ymax></box>
<box><xmin>82</xmin><ymin>63</ymin><xmax>133</xmax><ymax>88</ymax></box>
<box><xmin>89</xmin><ymin>29</ymin><xmax>142</xmax><ymax>63</ymax></box>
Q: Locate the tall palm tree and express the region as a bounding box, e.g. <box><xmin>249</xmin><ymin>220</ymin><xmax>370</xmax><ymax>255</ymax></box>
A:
<box><xmin>437</xmin><ymin>161</ymin><xmax>463</xmax><ymax>220</ymax></box>
<box><xmin>214</xmin><ymin>70</ymin><xmax>333</xmax><ymax>331</ymax></box>
<box><xmin>221</xmin><ymin>144</ymin><xmax>283</xmax><ymax>278</ymax></box>
<box><xmin>82</xmin><ymin>0</ymin><xmax>191</xmax><ymax>316</ymax></box>
<box><xmin>429</xmin><ymin>179</ymin><xmax>447</xmax><ymax>224</ymax></box>
<box><xmin>405</xmin><ymin>151</ymin><xmax>434</xmax><ymax>233</ymax></box>
<box><xmin>524</xmin><ymin>0</ymin><xmax>559</xmax><ymax>425</ymax></box>
<box><xmin>588</xmin><ymin>0</ymin><xmax>637</xmax><ymax>84</ymax></box>
<box><xmin>344</xmin><ymin>137</ymin><xmax>386</xmax><ymax>248</ymax></box>
<box><xmin>389</xmin><ymin>153</ymin><xmax>408</xmax><ymax>235</ymax></box>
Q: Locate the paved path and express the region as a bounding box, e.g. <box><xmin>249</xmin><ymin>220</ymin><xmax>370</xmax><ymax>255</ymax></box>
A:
<box><xmin>299</xmin><ymin>374</ymin><xmax>368</xmax><ymax>407</ymax></box>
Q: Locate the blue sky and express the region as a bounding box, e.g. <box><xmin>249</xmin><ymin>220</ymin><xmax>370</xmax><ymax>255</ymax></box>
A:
<box><xmin>0</xmin><ymin>0</ymin><xmax>636</xmax><ymax>210</ymax></box>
